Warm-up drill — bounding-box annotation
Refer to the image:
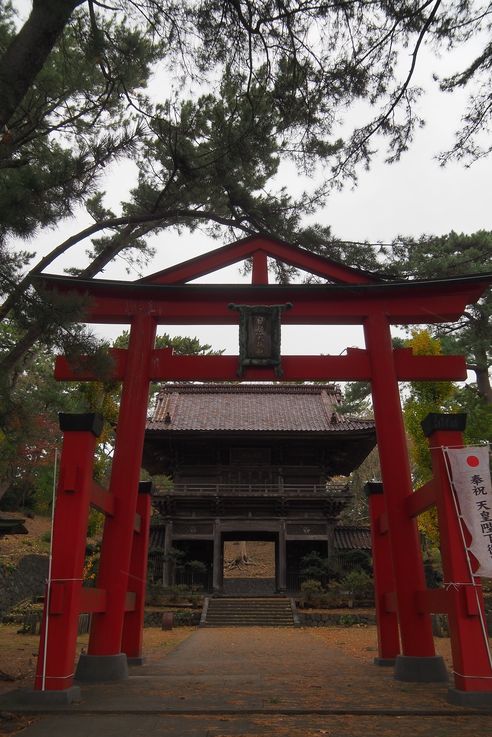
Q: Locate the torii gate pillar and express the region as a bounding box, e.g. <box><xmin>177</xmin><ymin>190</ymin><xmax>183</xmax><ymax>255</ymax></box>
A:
<box><xmin>76</xmin><ymin>312</ymin><xmax>156</xmax><ymax>681</ymax></box>
<box><xmin>32</xmin><ymin>413</ymin><xmax>102</xmax><ymax>703</ymax></box>
<box><xmin>365</xmin><ymin>482</ymin><xmax>400</xmax><ymax>665</ymax></box>
<box><xmin>364</xmin><ymin>313</ymin><xmax>447</xmax><ymax>681</ymax></box>
<box><xmin>423</xmin><ymin>414</ymin><xmax>492</xmax><ymax>705</ymax></box>
<box><xmin>121</xmin><ymin>480</ymin><xmax>153</xmax><ymax>665</ymax></box>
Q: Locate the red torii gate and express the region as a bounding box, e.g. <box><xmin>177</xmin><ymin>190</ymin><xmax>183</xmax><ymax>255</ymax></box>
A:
<box><xmin>29</xmin><ymin>235</ymin><xmax>492</xmax><ymax>705</ymax></box>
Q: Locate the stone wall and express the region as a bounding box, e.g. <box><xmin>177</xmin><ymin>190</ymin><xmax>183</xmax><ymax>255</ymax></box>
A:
<box><xmin>144</xmin><ymin>609</ymin><xmax>201</xmax><ymax>627</ymax></box>
<box><xmin>297</xmin><ymin>610</ymin><xmax>376</xmax><ymax>627</ymax></box>
<box><xmin>0</xmin><ymin>554</ymin><xmax>48</xmax><ymax>615</ymax></box>
<box><xmin>222</xmin><ymin>577</ymin><xmax>276</xmax><ymax>596</ymax></box>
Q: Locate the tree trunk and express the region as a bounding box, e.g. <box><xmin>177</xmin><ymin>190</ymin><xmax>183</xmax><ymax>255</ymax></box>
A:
<box><xmin>239</xmin><ymin>541</ymin><xmax>248</xmax><ymax>563</ymax></box>
<box><xmin>0</xmin><ymin>477</ymin><xmax>11</xmax><ymax>503</ymax></box>
<box><xmin>0</xmin><ymin>0</ymin><xmax>84</xmax><ymax>128</ymax></box>
<box><xmin>468</xmin><ymin>339</ymin><xmax>492</xmax><ymax>406</ymax></box>
<box><xmin>474</xmin><ymin>365</ymin><xmax>492</xmax><ymax>406</ymax></box>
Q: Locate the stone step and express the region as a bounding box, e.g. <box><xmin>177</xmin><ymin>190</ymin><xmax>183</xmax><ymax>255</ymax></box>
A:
<box><xmin>206</xmin><ymin>617</ymin><xmax>293</xmax><ymax>623</ymax></box>
<box><xmin>204</xmin><ymin>597</ymin><xmax>295</xmax><ymax>627</ymax></box>
<box><xmin>206</xmin><ymin>619</ymin><xmax>293</xmax><ymax>624</ymax></box>
<box><xmin>207</xmin><ymin>608</ymin><xmax>292</xmax><ymax>616</ymax></box>
<box><xmin>208</xmin><ymin>601</ymin><xmax>291</xmax><ymax>606</ymax></box>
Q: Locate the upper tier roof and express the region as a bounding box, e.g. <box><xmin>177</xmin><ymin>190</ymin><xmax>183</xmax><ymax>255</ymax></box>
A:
<box><xmin>148</xmin><ymin>383</ymin><xmax>375</xmax><ymax>434</ymax></box>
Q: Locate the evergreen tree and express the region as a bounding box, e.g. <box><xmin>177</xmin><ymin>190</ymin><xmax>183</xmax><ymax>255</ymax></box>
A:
<box><xmin>385</xmin><ymin>230</ymin><xmax>492</xmax><ymax>404</ymax></box>
<box><xmin>4</xmin><ymin>1</ymin><xmax>492</xmax><ymax>170</ymax></box>
<box><xmin>1</xmin><ymin>2</ymin><xmax>491</xmax><ymax>504</ymax></box>
<box><xmin>2</xmin><ymin>1</ymin><xmax>492</xmax><ymax>384</ymax></box>
<box><xmin>0</xmin><ymin>319</ymin><xmax>81</xmax><ymax>506</ymax></box>
<box><xmin>0</xmin><ymin>326</ymin><xmax>222</xmax><ymax>507</ymax></box>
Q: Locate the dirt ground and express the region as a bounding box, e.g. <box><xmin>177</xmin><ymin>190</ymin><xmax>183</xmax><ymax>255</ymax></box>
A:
<box><xmin>0</xmin><ymin>617</ymin><xmax>481</xmax><ymax>699</ymax></box>
<box><xmin>1</xmin><ymin>526</ymin><xmax>490</xmax><ymax>737</ymax></box>
<box><xmin>0</xmin><ymin>625</ymin><xmax>194</xmax><ymax>695</ymax></box>
<box><xmin>310</xmin><ymin>625</ymin><xmax>457</xmax><ymax>670</ymax></box>
<box><xmin>1</xmin><ymin>624</ymin><xmax>490</xmax><ymax>737</ymax></box>
<box><xmin>0</xmin><ymin>626</ymin><xmax>194</xmax><ymax>737</ymax></box>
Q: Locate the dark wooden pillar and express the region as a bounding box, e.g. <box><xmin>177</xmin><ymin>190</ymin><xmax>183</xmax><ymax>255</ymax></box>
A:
<box><xmin>163</xmin><ymin>521</ymin><xmax>173</xmax><ymax>587</ymax></box>
<box><xmin>326</xmin><ymin>521</ymin><xmax>335</xmax><ymax>560</ymax></box>
<box><xmin>278</xmin><ymin>520</ymin><xmax>287</xmax><ymax>592</ymax></box>
<box><xmin>212</xmin><ymin>519</ymin><xmax>222</xmax><ymax>593</ymax></box>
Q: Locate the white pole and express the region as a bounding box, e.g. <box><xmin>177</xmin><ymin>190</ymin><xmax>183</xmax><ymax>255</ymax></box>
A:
<box><xmin>41</xmin><ymin>447</ymin><xmax>58</xmax><ymax>691</ymax></box>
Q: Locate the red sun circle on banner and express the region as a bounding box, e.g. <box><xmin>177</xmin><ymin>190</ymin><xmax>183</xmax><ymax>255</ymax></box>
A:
<box><xmin>466</xmin><ymin>455</ymin><xmax>480</xmax><ymax>467</ymax></box>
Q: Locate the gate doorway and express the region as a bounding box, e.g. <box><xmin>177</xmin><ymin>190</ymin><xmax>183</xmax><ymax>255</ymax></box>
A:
<box><xmin>221</xmin><ymin>532</ymin><xmax>277</xmax><ymax>596</ymax></box>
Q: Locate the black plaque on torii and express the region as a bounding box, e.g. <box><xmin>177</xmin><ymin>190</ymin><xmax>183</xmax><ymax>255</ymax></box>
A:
<box><xmin>228</xmin><ymin>303</ymin><xmax>292</xmax><ymax>377</ymax></box>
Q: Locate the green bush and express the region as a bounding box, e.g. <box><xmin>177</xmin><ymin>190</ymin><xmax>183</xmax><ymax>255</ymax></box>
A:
<box><xmin>321</xmin><ymin>580</ymin><xmax>347</xmax><ymax>608</ymax></box>
<box><xmin>0</xmin><ymin>560</ymin><xmax>17</xmax><ymax>575</ymax></box>
<box><xmin>300</xmin><ymin>579</ymin><xmax>323</xmax><ymax>594</ymax></box>
<box><xmin>87</xmin><ymin>509</ymin><xmax>105</xmax><ymax>538</ymax></box>
<box><xmin>338</xmin><ymin>614</ymin><xmax>361</xmax><ymax>627</ymax></box>
<box><xmin>300</xmin><ymin>578</ymin><xmax>324</xmax><ymax>607</ymax></box>
<box><xmin>146</xmin><ymin>583</ymin><xmax>197</xmax><ymax>605</ymax></box>
<box><xmin>338</xmin><ymin>549</ymin><xmax>373</xmax><ymax>575</ymax></box>
<box><xmin>340</xmin><ymin>570</ymin><xmax>374</xmax><ymax>605</ymax></box>
<box><xmin>300</xmin><ymin>551</ymin><xmax>340</xmax><ymax>582</ymax></box>
<box><xmin>173</xmin><ymin>609</ymin><xmax>199</xmax><ymax>625</ymax></box>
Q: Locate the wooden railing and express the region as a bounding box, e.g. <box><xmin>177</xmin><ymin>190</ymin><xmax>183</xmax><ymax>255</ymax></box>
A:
<box><xmin>153</xmin><ymin>483</ymin><xmax>349</xmax><ymax>497</ymax></box>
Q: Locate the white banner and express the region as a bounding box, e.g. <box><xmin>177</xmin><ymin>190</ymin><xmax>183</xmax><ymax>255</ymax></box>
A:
<box><xmin>447</xmin><ymin>446</ymin><xmax>492</xmax><ymax>578</ymax></box>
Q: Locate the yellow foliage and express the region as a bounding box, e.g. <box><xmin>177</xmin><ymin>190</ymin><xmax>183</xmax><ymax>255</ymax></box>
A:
<box><xmin>418</xmin><ymin>508</ymin><xmax>440</xmax><ymax>546</ymax></box>
<box><xmin>78</xmin><ymin>381</ymin><xmax>119</xmax><ymax>446</ymax></box>
<box><xmin>408</xmin><ymin>328</ymin><xmax>442</xmax><ymax>356</ymax></box>
<box><xmin>404</xmin><ymin>330</ymin><xmax>458</xmax><ymax>546</ymax></box>
<box><xmin>83</xmin><ymin>550</ymin><xmax>99</xmax><ymax>581</ymax></box>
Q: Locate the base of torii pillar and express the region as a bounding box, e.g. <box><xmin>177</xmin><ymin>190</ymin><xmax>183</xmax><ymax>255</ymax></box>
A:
<box><xmin>395</xmin><ymin>655</ymin><xmax>448</xmax><ymax>683</ymax></box>
<box><xmin>75</xmin><ymin>653</ymin><xmax>128</xmax><ymax>682</ymax></box>
<box><xmin>127</xmin><ymin>656</ymin><xmax>146</xmax><ymax>666</ymax></box>
<box><xmin>373</xmin><ymin>657</ymin><xmax>396</xmax><ymax>667</ymax></box>
<box><xmin>448</xmin><ymin>688</ymin><xmax>492</xmax><ymax>707</ymax></box>
<box><xmin>16</xmin><ymin>685</ymin><xmax>82</xmax><ymax>705</ymax></box>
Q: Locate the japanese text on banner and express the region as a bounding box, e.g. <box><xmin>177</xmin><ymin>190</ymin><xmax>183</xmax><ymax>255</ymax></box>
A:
<box><xmin>447</xmin><ymin>446</ymin><xmax>492</xmax><ymax>578</ymax></box>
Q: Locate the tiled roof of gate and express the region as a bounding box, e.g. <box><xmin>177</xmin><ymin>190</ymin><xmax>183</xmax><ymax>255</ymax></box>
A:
<box><xmin>334</xmin><ymin>525</ymin><xmax>372</xmax><ymax>550</ymax></box>
<box><xmin>147</xmin><ymin>383</ymin><xmax>375</xmax><ymax>434</ymax></box>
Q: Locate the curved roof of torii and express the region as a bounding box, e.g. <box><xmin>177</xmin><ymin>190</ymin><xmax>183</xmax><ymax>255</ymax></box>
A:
<box><xmin>136</xmin><ymin>234</ymin><xmax>385</xmax><ymax>285</ymax></box>
<box><xmin>34</xmin><ymin>234</ymin><xmax>492</xmax><ymax>327</ymax></box>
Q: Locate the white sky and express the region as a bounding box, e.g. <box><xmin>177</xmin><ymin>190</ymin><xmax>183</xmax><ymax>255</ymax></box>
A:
<box><xmin>12</xmin><ymin>8</ymin><xmax>492</xmax><ymax>358</ymax></box>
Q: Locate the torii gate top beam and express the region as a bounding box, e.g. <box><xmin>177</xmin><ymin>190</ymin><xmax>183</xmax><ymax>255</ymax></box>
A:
<box><xmin>35</xmin><ymin>271</ymin><xmax>491</xmax><ymax>326</ymax></box>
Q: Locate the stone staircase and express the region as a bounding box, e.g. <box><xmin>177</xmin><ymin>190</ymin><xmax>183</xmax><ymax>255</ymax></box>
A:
<box><xmin>203</xmin><ymin>597</ymin><xmax>296</xmax><ymax>627</ymax></box>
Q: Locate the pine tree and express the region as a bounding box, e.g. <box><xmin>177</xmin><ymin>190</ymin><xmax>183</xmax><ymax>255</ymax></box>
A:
<box><xmin>385</xmin><ymin>231</ymin><xmax>492</xmax><ymax>404</ymax></box>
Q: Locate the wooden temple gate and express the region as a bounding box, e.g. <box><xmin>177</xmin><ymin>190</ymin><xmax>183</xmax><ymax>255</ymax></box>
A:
<box><xmin>29</xmin><ymin>235</ymin><xmax>492</xmax><ymax>705</ymax></box>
